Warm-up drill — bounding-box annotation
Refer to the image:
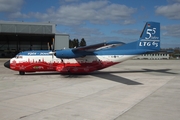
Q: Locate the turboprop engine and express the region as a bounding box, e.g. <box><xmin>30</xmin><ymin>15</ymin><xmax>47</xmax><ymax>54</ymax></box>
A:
<box><xmin>54</xmin><ymin>49</ymin><xmax>86</xmax><ymax>58</ymax></box>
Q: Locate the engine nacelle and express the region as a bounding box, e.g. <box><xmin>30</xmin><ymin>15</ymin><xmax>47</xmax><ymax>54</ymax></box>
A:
<box><xmin>55</xmin><ymin>49</ymin><xmax>85</xmax><ymax>58</ymax></box>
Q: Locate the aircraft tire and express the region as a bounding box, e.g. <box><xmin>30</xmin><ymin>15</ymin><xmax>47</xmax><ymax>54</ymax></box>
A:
<box><xmin>19</xmin><ymin>71</ymin><xmax>25</xmax><ymax>75</ymax></box>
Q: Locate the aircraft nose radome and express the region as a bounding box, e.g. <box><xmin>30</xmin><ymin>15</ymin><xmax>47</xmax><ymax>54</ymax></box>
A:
<box><xmin>4</xmin><ymin>60</ymin><xmax>10</xmax><ymax>69</ymax></box>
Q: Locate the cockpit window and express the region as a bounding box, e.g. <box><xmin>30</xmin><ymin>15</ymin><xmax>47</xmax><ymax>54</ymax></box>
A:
<box><xmin>16</xmin><ymin>55</ymin><xmax>23</xmax><ymax>59</ymax></box>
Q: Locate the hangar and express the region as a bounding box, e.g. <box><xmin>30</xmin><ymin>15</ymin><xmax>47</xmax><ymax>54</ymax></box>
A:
<box><xmin>0</xmin><ymin>22</ymin><xmax>69</xmax><ymax>58</ymax></box>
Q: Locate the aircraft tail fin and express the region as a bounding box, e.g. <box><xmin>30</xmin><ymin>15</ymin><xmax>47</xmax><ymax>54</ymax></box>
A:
<box><xmin>137</xmin><ymin>22</ymin><xmax>160</xmax><ymax>51</ymax></box>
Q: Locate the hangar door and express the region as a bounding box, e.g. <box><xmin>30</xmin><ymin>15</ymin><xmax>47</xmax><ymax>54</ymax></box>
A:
<box><xmin>0</xmin><ymin>34</ymin><xmax>54</xmax><ymax>58</ymax></box>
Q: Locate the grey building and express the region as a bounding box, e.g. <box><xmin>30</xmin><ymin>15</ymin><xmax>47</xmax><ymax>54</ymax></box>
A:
<box><xmin>0</xmin><ymin>21</ymin><xmax>69</xmax><ymax>57</ymax></box>
<box><xmin>134</xmin><ymin>52</ymin><xmax>170</xmax><ymax>60</ymax></box>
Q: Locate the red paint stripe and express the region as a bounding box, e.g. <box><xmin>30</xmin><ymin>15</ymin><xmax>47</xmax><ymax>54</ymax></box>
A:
<box><xmin>10</xmin><ymin>60</ymin><xmax>119</xmax><ymax>73</ymax></box>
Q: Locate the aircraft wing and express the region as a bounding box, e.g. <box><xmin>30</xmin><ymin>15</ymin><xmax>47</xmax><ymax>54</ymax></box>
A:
<box><xmin>54</xmin><ymin>41</ymin><xmax>125</xmax><ymax>58</ymax></box>
<box><xmin>72</xmin><ymin>41</ymin><xmax>125</xmax><ymax>52</ymax></box>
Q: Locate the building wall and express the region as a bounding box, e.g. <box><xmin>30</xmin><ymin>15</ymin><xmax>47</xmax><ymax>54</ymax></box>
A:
<box><xmin>55</xmin><ymin>34</ymin><xmax>69</xmax><ymax>50</ymax></box>
<box><xmin>0</xmin><ymin>22</ymin><xmax>69</xmax><ymax>58</ymax></box>
<box><xmin>134</xmin><ymin>53</ymin><xmax>169</xmax><ymax>60</ymax></box>
<box><xmin>0</xmin><ymin>22</ymin><xmax>55</xmax><ymax>34</ymax></box>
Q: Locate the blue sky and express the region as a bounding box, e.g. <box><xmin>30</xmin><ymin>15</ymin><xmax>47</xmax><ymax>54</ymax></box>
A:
<box><xmin>0</xmin><ymin>0</ymin><xmax>180</xmax><ymax>48</ymax></box>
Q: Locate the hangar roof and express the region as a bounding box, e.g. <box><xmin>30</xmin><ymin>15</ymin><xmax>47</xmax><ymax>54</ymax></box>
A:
<box><xmin>0</xmin><ymin>21</ymin><xmax>56</xmax><ymax>35</ymax></box>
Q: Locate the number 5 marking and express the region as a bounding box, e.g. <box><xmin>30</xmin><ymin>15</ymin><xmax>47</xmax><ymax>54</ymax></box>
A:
<box><xmin>145</xmin><ymin>29</ymin><xmax>152</xmax><ymax>39</ymax></box>
<box><xmin>145</xmin><ymin>28</ymin><xmax>156</xmax><ymax>39</ymax></box>
<box><xmin>152</xmin><ymin>28</ymin><xmax>156</xmax><ymax>34</ymax></box>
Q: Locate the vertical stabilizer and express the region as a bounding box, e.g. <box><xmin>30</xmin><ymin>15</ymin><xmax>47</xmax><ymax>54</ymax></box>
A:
<box><xmin>137</xmin><ymin>22</ymin><xmax>160</xmax><ymax>51</ymax></box>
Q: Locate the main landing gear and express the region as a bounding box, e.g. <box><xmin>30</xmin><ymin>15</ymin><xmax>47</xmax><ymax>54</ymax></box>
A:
<box><xmin>19</xmin><ymin>71</ymin><xmax>25</xmax><ymax>75</ymax></box>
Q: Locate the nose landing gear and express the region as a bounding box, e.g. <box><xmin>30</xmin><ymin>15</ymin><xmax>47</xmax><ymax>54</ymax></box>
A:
<box><xmin>19</xmin><ymin>71</ymin><xmax>25</xmax><ymax>75</ymax></box>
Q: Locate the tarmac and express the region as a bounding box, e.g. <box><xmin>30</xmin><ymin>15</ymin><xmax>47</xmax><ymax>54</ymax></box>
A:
<box><xmin>0</xmin><ymin>59</ymin><xmax>180</xmax><ymax>120</ymax></box>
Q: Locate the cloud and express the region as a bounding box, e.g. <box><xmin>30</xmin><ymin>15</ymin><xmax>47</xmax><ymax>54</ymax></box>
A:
<box><xmin>155</xmin><ymin>3</ymin><xmax>180</xmax><ymax>20</ymax></box>
<box><xmin>69</xmin><ymin>28</ymin><xmax>140</xmax><ymax>45</ymax></box>
<box><xmin>78</xmin><ymin>35</ymin><xmax>124</xmax><ymax>45</ymax></box>
<box><xmin>30</xmin><ymin>1</ymin><xmax>136</xmax><ymax>25</ymax></box>
<box><xmin>167</xmin><ymin>0</ymin><xmax>180</xmax><ymax>3</ymax></box>
<box><xmin>64</xmin><ymin>0</ymin><xmax>79</xmax><ymax>2</ymax></box>
<box><xmin>66</xmin><ymin>27</ymin><xmax>103</xmax><ymax>42</ymax></box>
<box><xmin>161</xmin><ymin>24</ymin><xmax>180</xmax><ymax>37</ymax></box>
<box><xmin>70</xmin><ymin>27</ymin><xmax>103</xmax><ymax>36</ymax></box>
<box><xmin>113</xmin><ymin>29</ymin><xmax>141</xmax><ymax>36</ymax></box>
<box><xmin>123</xmin><ymin>20</ymin><xmax>136</xmax><ymax>25</ymax></box>
<box><xmin>0</xmin><ymin>0</ymin><xmax>23</xmax><ymax>13</ymax></box>
<box><xmin>64</xmin><ymin>26</ymin><xmax>127</xmax><ymax>45</ymax></box>
<box><xmin>8</xmin><ymin>12</ymin><xmax>29</xmax><ymax>19</ymax></box>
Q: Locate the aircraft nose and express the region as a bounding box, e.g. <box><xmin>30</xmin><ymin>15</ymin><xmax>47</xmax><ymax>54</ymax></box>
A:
<box><xmin>4</xmin><ymin>60</ymin><xmax>10</xmax><ymax>69</ymax></box>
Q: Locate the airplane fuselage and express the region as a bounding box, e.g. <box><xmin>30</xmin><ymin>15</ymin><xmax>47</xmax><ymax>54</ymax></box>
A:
<box><xmin>9</xmin><ymin>50</ymin><xmax>136</xmax><ymax>74</ymax></box>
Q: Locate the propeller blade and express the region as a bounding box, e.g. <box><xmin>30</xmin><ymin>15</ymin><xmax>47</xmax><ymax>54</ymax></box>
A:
<box><xmin>49</xmin><ymin>51</ymin><xmax>55</xmax><ymax>55</ymax></box>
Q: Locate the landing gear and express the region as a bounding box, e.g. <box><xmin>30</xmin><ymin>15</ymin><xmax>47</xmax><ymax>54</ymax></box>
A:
<box><xmin>19</xmin><ymin>71</ymin><xmax>25</xmax><ymax>75</ymax></box>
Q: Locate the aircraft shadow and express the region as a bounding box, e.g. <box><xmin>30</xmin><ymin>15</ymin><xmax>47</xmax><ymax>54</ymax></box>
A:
<box><xmin>91</xmin><ymin>68</ymin><xmax>177</xmax><ymax>85</ymax></box>
<box><xmin>91</xmin><ymin>72</ymin><xmax>142</xmax><ymax>85</ymax></box>
<box><xmin>21</xmin><ymin>70</ymin><xmax>141</xmax><ymax>85</ymax></box>
<box><xmin>99</xmin><ymin>68</ymin><xmax>177</xmax><ymax>75</ymax></box>
<box><xmin>20</xmin><ymin>68</ymin><xmax>176</xmax><ymax>76</ymax></box>
<box><xmin>142</xmin><ymin>68</ymin><xmax>177</xmax><ymax>75</ymax></box>
<box><xmin>17</xmin><ymin>68</ymin><xmax>177</xmax><ymax>85</ymax></box>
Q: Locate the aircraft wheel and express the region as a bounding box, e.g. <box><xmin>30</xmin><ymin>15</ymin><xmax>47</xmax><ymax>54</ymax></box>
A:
<box><xmin>19</xmin><ymin>71</ymin><xmax>25</xmax><ymax>75</ymax></box>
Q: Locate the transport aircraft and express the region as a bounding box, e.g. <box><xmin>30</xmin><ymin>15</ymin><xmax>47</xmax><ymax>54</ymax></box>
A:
<box><xmin>4</xmin><ymin>22</ymin><xmax>160</xmax><ymax>75</ymax></box>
